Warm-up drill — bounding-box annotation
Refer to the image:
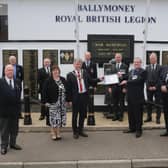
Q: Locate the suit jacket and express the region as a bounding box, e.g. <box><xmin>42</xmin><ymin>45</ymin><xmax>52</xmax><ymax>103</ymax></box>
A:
<box><xmin>160</xmin><ymin>65</ymin><xmax>168</xmax><ymax>89</ymax></box>
<box><xmin>115</xmin><ymin>62</ymin><xmax>128</xmax><ymax>83</ymax></box>
<box><xmin>2</xmin><ymin>64</ymin><xmax>23</xmax><ymax>89</ymax></box>
<box><xmin>127</xmin><ymin>68</ymin><xmax>146</xmax><ymax>104</ymax></box>
<box><xmin>0</xmin><ymin>78</ymin><xmax>21</xmax><ymax>118</ymax></box>
<box><xmin>146</xmin><ymin>64</ymin><xmax>161</xmax><ymax>89</ymax></box>
<box><xmin>82</xmin><ymin>61</ymin><xmax>97</xmax><ymax>87</ymax></box>
<box><xmin>66</xmin><ymin>69</ymin><xmax>99</xmax><ymax>103</ymax></box>
<box><xmin>37</xmin><ymin>67</ymin><xmax>51</xmax><ymax>94</ymax></box>
<box><xmin>43</xmin><ymin>76</ymin><xmax>67</xmax><ymax>104</ymax></box>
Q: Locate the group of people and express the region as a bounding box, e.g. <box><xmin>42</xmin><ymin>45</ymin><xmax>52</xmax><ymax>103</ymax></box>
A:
<box><xmin>1</xmin><ymin>51</ymin><xmax>168</xmax><ymax>155</ymax></box>
<box><xmin>105</xmin><ymin>52</ymin><xmax>168</xmax><ymax>138</ymax></box>
<box><xmin>38</xmin><ymin>52</ymin><xmax>99</xmax><ymax>140</ymax></box>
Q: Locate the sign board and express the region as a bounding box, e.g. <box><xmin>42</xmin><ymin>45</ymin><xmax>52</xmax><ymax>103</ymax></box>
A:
<box><xmin>88</xmin><ymin>35</ymin><xmax>134</xmax><ymax>67</ymax></box>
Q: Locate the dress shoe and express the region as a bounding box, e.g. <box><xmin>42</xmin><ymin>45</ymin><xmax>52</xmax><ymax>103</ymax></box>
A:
<box><xmin>156</xmin><ymin>119</ymin><xmax>160</xmax><ymax>124</ymax></box>
<box><xmin>123</xmin><ymin>129</ymin><xmax>135</xmax><ymax>133</ymax></box>
<box><xmin>144</xmin><ymin>118</ymin><xmax>152</xmax><ymax>122</ymax></box>
<box><xmin>136</xmin><ymin>131</ymin><xmax>142</xmax><ymax>138</ymax></box>
<box><xmin>10</xmin><ymin>144</ymin><xmax>22</xmax><ymax>150</ymax></box>
<box><xmin>112</xmin><ymin>116</ymin><xmax>118</xmax><ymax>121</ymax></box>
<box><xmin>160</xmin><ymin>132</ymin><xmax>168</xmax><ymax>137</ymax></box>
<box><xmin>79</xmin><ymin>132</ymin><xmax>88</xmax><ymax>137</ymax></box>
<box><xmin>118</xmin><ymin>117</ymin><xmax>123</xmax><ymax>122</ymax></box>
<box><xmin>51</xmin><ymin>135</ymin><xmax>57</xmax><ymax>140</ymax></box>
<box><xmin>73</xmin><ymin>133</ymin><xmax>79</xmax><ymax>139</ymax></box>
<box><xmin>56</xmin><ymin>136</ymin><xmax>62</xmax><ymax>140</ymax></box>
<box><xmin>19</xmin><ymin>114</ymin><xmax>24</xmax><ymax>119</ymax></box>
<box><xmin>39</xmin><ymin>116</ymin><xmax>45</xmax><ymax>120</ymax></box>
<box><xmin>1</xmin><ymin>148</ymin><xmax>7</xmax><ymax>155</ymax></box>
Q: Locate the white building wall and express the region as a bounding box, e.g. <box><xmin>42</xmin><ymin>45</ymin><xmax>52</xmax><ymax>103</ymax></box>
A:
<box><xmin>0</xmin><ymin>0</ymin><xmax>168</xmax><ymax>76</ymax></box>
<box><xmin>4</xmin><ymin>0</ymin><xmax>168</xmax><ymax>41</ymax></box>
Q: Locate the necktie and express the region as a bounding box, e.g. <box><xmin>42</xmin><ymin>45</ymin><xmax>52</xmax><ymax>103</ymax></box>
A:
<box><xmin>116</xmin><ymin>63</ymin><xmax>120</xmax><ymax>70</ymax></box>
<box><xmin>9</xmin><ymin>80</ymin><xmax>13</xmax><ymax>89</ymax></box>
<box><xmin>87</xmin><ymin>61</ymin><xmax>89</xmax><ymax>67</ymax></box>
<box><xmin>152</xmin><ymin>64</ymin><xmax>155</xmax><ymax>70</ymax></box>
<box><xmin>46</xmin><ymin>67</ymin><xmax>50</xmax><ymax>74</ymax></box>
<box><xmin>77</xmin><ymin>71</ymin><xmax>83</xmax><ymax>92</ymax></box>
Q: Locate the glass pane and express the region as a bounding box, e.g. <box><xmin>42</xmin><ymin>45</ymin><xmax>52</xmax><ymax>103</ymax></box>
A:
<box><xmin>43</xmin><ymin>50</ymin><xmax>58</xmax><ymax>65</ymax></box>
<box><xmin>146</xmin><ymin>51</ymin><xmax>160</xmax><ymax>65</ymax></box>
<box><xmin>60</xmin><ymin>50</ymin><xmax>74</xmax><ymax>64</ymax></box>
<box><xmin>88</xmin><ymin>35</ymin><xmax>134</xmax><ymax>67</ymax></box>
<box><xmin>2</xmin><ymin>50</ymin><xmax>18</xmax><ymax>65</ymax></box>
<box><xmin>23</xmin><ymin>50</ymin><xmax>38</xmax><ymax>99</ymax></box>
<box><xmin>0</xmin><ymin>4</ymin><xmax>8</xmax><ymax>40</ymax></box>
<box><xmin>162</xmin><ymin>51</ymin><xmax>168</xmax><ymax>65</ymax></box>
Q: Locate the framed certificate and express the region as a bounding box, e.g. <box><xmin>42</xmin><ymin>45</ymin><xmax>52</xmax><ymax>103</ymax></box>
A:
<box><xmin>104</xmin><ymin>74</ymin><xmax>119</xmax><ymax>85</ymax></box>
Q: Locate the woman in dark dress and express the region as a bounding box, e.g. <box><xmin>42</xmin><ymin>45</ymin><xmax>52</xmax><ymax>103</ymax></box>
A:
<box><xmin>43</xmin><ymin>65</ymin><xmax>67</xmax><ymax>140</ymax></box>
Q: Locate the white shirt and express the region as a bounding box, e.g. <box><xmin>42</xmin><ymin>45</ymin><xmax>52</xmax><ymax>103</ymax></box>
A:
<box><xmin>45</xmin><ymin>66</ymin><xmax>50</xmax><ymax>74</ymax></box>
<box><xmin>5</xmin><ymin>77</ymin><xmax>14</xmax><ymax>89</ymax></box>
<box><xmin>151</xmin><ymin>64</ymin><xmax>156</xmax><ymax>70</ymax></box>
<box><xmin>116</xmin><ymin>62</ymin><xmax>121</xmax><ymax>69</ymax></box>
<box><xmin>75</xmin><ymin>70</ymin><xmax>86</xmax><ymax>93</ymax></box>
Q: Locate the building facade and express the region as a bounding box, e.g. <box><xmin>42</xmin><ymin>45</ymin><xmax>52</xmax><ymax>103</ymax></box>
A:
<box><xmin>0</xmin><ymin>0</ymin><xmax>168</xmax><ymax>99</ymax></box>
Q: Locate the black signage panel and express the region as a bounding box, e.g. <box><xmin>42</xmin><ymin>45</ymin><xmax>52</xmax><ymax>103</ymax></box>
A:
<box><xmin>88</xmin><ymin>35</ymin><xmax>134</xmax><ymax>67</ymax></box>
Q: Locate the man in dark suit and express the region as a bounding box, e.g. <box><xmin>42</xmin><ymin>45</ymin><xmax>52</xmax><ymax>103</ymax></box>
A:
<box><xmin>67</xmin><ymin>58</ymin><xmax>101</xmax><ymax>139</ymax></box>
<box><xmin>160</xmin><ymin>65</ymin><xmax>168</xmax><ymax>136</ymax></box>
<box><xmin>145</xmin><ymin>52</ymin><xmax>161</xmax><ymax>124</ymax></box>
<box><xmin>82</xmin><ymin>51</ymin><xmax>97</xmax><ymax>80</ymax></box>
<box><xmin>108</xmin><ymin>53</ymin><xmax>128</xmax><ymax>121</ymax></box>
<box><xmin>2</xmin><ymin>55</ymin><xmax>24</xmax><ymax>119</ymax></box>
<box><xmin>37</xmin><ymin>58</ymin><xmax>51</xmax><ymax>120</ymax></box>
<box><xmin>82</xmin><ymin>51</ymin><xmax>97</xmax><ymax>124</ymax></box>
<box><xmin>122</xmin><ymin>57</ymin><xmax>146</xmax><ymax>138</ymax></box>
<box><xmin>0</xmin><ymin>64</ymin><xmax>22</xmax><ymax>155</ymax></box>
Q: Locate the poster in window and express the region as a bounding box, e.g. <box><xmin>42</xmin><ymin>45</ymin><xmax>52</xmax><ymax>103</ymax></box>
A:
<box><xmin>60</xmin><ymin>50</ymin><xmax>74</xmax><ymax>64</ymax></box>
<box><xmin>2</xmin><ymin>50</ymin><xmax>18</xmax><ymax>65</ymax></box>
<box><xmin>43</xmin><ymin>50</ymin><xmax>58</xmax><ymax>65</ymax></box>
<box><xmin>162</xmin><ymin>51</ymin><xmax>168</xmax><ymax>65</ymax></box>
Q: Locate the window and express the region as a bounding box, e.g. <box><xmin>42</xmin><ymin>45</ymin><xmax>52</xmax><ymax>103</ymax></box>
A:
<box><xmin>0</xmin><ymin>4</ymin><xmax>8</xmax><ymax>40</ymax></box>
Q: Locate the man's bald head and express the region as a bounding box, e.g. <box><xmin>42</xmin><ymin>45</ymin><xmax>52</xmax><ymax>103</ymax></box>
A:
<box><xmin>5</xmin><ymin>64</ymin><xmax>14</xmax><ymax>79</ymax></box>
<box><xmin>9</xmin><ymin>56</ymin><xmax>17</xmax><ymax>65</ymax></box>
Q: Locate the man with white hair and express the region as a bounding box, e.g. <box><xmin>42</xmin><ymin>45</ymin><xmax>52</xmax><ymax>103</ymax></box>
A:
<box><xmin>38</xmin><ymin>58</ymin><xmax>51</xmax><ymax>121</ymax></box>
<box><xmin>0</xmin><ymin>64</ymin><xmax>22</xmax><ymax>155</ymax></box>
<box><xmin>2</xmin><ymin>55</ymin><xmax>24</xmax><ymax>119</ymax></box>
<box><xmin>67</xmin><ymin>58</ymin><xmax>101</xmax><ymax>139</ymax></box>
<box><xmin>122</xmin><ymin>57</ymin><xmax>146</xmax><ymax>138</ymax></box>
<box><xmin>145</xmin><ymin>52</ymin><xmax>161</xmax><ymax>124</ymax></box>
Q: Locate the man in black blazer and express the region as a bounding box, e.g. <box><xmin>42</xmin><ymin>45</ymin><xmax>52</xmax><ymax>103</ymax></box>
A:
<box><xmin>37</xmin><ymin>58</ymin><xmax>51</xmax><ymax>120</ymax></box>
<box><xmin>122</xmin><ymin>57</ymin><xmax>146</xmax><ymax>138</ymax></box>
<box><xmin>0</xmin><ymin>64</ymin><xmax>22</xmax><ymax>155</ymax></box>
<box><xmin>82</xmin><ymin>51</ymin><xmax>97</xmax><ymax>80</ymax></box>
<box><xmin>160</xmin><ymin>65</ymin><xmax>168</xmax><ymax>136</ymax></box>
<box><xmin>2</xmin><ymin>56</ymin><xmax>24</xmax><ymax>119</ymax></box>
<box><xmin>82</xmin><ymin>51</ymin><xmax>97</xmax><ymax>124</ymax></box>
<box><xmin>67</xmin><ymin>58</ymin><xmax>101</xmax><ymax>139</ymax></box>
<box><xmin>108</xmin><ymin>53</ymin><xmax>128</xmax><ymax>121</ymax></box>
<box><xmin>145</xmin><ymin>52</ymin><xmax>161</xmax><ymax>124</ymax></box>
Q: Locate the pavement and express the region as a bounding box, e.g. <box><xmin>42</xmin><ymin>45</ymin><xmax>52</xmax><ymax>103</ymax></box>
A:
<box><xmin>19</xmin><ymin>111</ymin><xmax>165</xmax><ymax>132</ymax></box>
<box><xmin>1</xmin><ymin>112</ymin><xmax>168</xmax><ymax>168</ymax></box>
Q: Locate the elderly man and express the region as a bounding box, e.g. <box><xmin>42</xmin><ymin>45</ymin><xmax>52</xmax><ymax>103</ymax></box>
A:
<box><xmin>2</xmin><ymin>55</ymin><xmax>24</xmax><ymax>119</ymax></box>
<box><xmin>145</xmin><ymin>52</ymin><xmax>161</xmax><ymax>124</ymax></box>
<box><xmin>67</xmin><ymin>58</ymin><xmax>101</xmax><ymax>139</ymax></box>
<box><xmin>122</xmin><ymin>57</ymin><xmax>146</xmax><ymax>138</ymax></box>
<box><xmin>82</xmin><ymin>51</ymin><xmax>97</xmax><ymax>125</ymax></box>
<box><xmin>0</xmin><ymin>64</ymin><xmax>22</xmax><ymax>155</ymax></box>
<box><xmin>106</xmin><ymin>53</ymin><xmax>128</xmax><ymax>121</ymax></box>
<box><xmin>160</xmin><ymin>65</ymin><xmax>168</xmax><ymax>136</ymax></box>
<box><xmin>38</xmin><ymin>58</ymin><xmax>51</xmax><ymax>121</ymax></box>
